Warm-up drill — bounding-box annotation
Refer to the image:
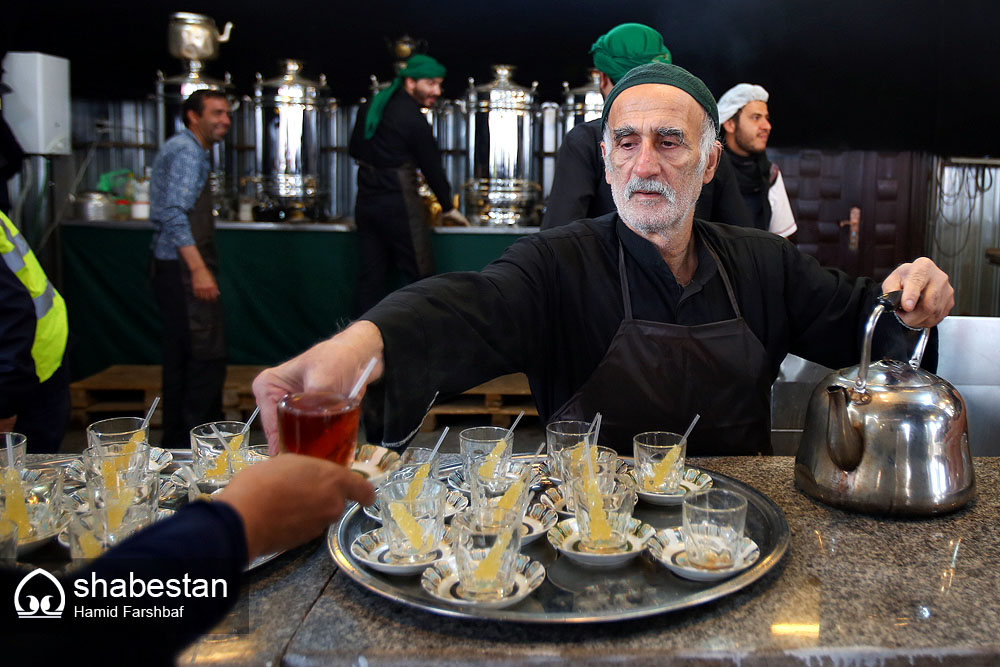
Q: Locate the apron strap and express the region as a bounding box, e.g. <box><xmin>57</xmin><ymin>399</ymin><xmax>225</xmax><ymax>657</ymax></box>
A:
<box><xmin>617</xmin><ymin>242</ymin><xmax>633</xmax><ymax>320</ymax></box>
<box><xmin>616</xmin><ymin>226</ymin><xmax>743</xmax><ymax>321</ymax></box>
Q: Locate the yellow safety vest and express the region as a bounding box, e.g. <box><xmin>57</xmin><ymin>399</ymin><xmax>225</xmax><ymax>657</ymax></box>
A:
<box><xmin>0</xmin><ymin>211</ymin><xmax>68</xmax><ymax>383</ymax></box>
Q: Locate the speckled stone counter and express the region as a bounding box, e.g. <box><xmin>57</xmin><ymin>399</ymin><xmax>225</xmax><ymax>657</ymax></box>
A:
<box><xmin>186</xmin><ymin>456</ymin><xmax>1000</xmax><ymax>666</ymax></box>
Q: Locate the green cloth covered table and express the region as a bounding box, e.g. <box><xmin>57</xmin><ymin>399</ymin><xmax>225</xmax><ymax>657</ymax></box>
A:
<box><xmin>59</xmin><ymin>221</ymin><xmax>532</xmax><ymax>380</ymax></box>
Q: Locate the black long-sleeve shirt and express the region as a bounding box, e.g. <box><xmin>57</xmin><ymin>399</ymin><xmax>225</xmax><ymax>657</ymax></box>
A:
<box><xmin>541</xmin><ymin>118</ymin><xmax>753</xmax><ymax>230</ymax></box>
<box><xmin>364</xmin><ymin>214</ymin><xmax>921</xmax><ymax>443</ymax></box>
<box><xmin>349</xmin><ymin>88</ymin><xmax>453</xmax><ymax>212</ymax></box>
<box><xmin>4</xmin><ymin>501</ymin><xmax>247</xmax><ymax>665</ymax></box>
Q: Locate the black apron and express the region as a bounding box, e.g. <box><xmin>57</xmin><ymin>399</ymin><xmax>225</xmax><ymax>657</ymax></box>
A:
<box><xmin>180</xmin><ymin>181</ymin><xmax>226</xmax><ymax>361</ymax></box>
<box><xmin>548</xmin><ymin>234</ymin><xmax>773</xmax><ymax>456</ymax></box>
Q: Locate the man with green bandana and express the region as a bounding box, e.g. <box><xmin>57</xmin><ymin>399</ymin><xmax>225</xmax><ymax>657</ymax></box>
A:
<box><xmin>349</xmin><ymin>53</ymin><xmax>468</xmax><ymax>442</ymax></box>
<box><xmin>542</xmin><ymin>23</ymin><xmax>752</xmax><ymax>231</ymax></box>
<box><xmin>349</xmin><ymin>54</ymin><xmax>468</xmax><ymax>316</ymax></box>
<box><xmin>256</xmin><ymin>63</ymin><xmax>953</xmax><ymax>456</ymax></box>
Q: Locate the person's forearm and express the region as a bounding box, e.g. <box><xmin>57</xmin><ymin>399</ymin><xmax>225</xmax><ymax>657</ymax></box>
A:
<box><xmin>177</xmin><ymin>244</ymin><xmax>209</xmax><ymax>275</ymax></box>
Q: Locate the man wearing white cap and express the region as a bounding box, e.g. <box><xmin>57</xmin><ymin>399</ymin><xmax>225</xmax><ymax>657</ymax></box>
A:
<box><xmin>717</xmin><ymin>83</ymin><xmax>796</xmax><ymax>238</ymax></box>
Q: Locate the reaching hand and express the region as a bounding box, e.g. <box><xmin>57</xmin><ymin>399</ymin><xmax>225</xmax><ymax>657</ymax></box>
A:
<box><xmin>252</xmin><ymin>321</ymin><xmax>385</xmax><ymax>455</ymax></box>
<box><xmin>881</xmin><ymin>257</ymin><xmax>955</xmax><ymax>329</ymax></box>
<box><xmin>216</xmin><ymin>453</ymin><xmax>376</xmax><ymax>561</ymax></box>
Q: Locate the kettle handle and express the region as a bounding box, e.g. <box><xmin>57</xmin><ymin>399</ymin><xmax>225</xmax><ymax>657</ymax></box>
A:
<box><xmin>855</xmin><ymin>290</ymin><xmax>931</xmax><ymax>393</ymax></box>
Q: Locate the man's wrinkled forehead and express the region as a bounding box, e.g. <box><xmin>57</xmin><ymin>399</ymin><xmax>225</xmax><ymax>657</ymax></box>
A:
<box><xmin>606</xmin><ymin>84</ymin><xmax>704</xmax><ymax>133</ymax></box>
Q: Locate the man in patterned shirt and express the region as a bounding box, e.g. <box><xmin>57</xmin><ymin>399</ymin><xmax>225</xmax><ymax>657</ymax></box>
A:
<box><xmin>149</xmin><ymin>89</ymin><xmax>231</xmax><ymax>447</ymax></box>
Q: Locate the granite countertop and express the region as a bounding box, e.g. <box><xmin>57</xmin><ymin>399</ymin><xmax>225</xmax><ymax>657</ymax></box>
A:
<box><xmin>177</xmin><ymin>456</ymin><xmax>1000</xmax><ymax>665</ymax></box>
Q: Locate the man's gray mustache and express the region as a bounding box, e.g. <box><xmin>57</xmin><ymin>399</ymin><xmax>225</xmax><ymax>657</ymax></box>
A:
<box><xmin>625</xmin><ymin>177</ymin><xmax>676</xmax><ymax>203</ymax></box>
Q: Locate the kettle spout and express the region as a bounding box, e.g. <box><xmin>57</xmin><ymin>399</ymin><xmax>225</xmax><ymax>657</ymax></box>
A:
<box><xmin>218</xmin><ymin>22</ymin><xmax>233</xmax><ymax>43</ymax></box>
<box><xmin>826</xmin><ymin>386</ymin><xmax>864</xmax><ymax>471</ymax></box>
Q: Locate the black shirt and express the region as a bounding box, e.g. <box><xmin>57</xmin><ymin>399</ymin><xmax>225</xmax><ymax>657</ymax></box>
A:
<box><xmin>541</xmin><ymin>118</ymin><xmax>754</xmax><ymax>230</ymax></box>
<box><xmin>727</xmin><ymin>148</ymin><xmax>773</xmax><ymax>231</ymax></box>
<box><xmin>364</xmin><ymin>214</ymin><xmax>917</xmax><ymax>443</ymax></box>
<box><xmin>5</xmin><ymin>502</ymin><xmax>246</xmax><ymax>664</ymax></box>
<box><xmin>349</xmin><ymin>88</ymin><xmax>453</xmax><ymax>211</ymax></box>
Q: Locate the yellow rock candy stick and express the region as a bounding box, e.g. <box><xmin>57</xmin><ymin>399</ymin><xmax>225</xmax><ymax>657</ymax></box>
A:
<box><xmin>225</xmin><ymin>433</ymin><xmax>244</xmax><ymax>452</ymax></box>
<box><xmin>474</xmin><ymin>530</ymin><xmax>512</xmax><ymax>582</ymax></box>
<box><xmin>649</xmin><ymin>446</ymin><xmax>682</xmax><ymax>490</ymax></box>
<box><xmin>388</xmin><ymin>501</ymin><xmax>426</xmax><ymax>549</ymax></box>
<box><xmin>78</xmin><ymin>531</ymin><xmax>104</xmax><ymax>559</ymax></box>
<box><xmin>123</xmin><ymin>428</ymin><xmax>145</xmax><ymax>455</ymax></box>
<box><xmin>496</xmin><ymin>480</ymin><xmax>525</xmax><ymax>511</ymax></box>
<box><xmin>105</xmin><ymin>488</ymin><xmax>134</xmax><ymax>531</ymax></box>
<box><xmin>205</xmin><ymin>451</ymin><xmax>229</xmax><ymax>479</ymax></box>
<box><xmin>2</xmin><ymin>467</ymin><xmax>32</xmax><ymax>538</ymax></box>
<box><xmin>570</xmin><ymin>443</ymin><xmax>598</xmax><ymax>465</ymax></box>
<box><xmin>477</xmin><ymin>437</ymin><xmax>508</xmax><ymax>478</ymax></box>
<box><xmin>584</xmin><ymin>477</ymin><xmax>611</xmax><ymax>541</ymax></box>
<box><xmin>405</xmin><ymin>464</ymin><xmax>431</xmax><ymax>502</ymax></box>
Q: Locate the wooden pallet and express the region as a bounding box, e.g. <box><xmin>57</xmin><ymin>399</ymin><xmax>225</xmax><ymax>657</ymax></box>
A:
<box><xmin>69</xmin><ymin>364</ymin><xmax>267</xmax><ymax>426</ymax></box>
<box><xmin>420</xmin><ymin>373</ymin><xmax>538</xmax><ymax>431</ymax></box>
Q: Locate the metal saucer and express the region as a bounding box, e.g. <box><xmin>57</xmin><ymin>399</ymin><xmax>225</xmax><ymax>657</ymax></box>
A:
<box><xmin>635</xmin><ymin>469</ymin><xmax>714</xmax><ymax>506</ymax></box>
<box><xmin>519</xmin><ymin>504</ymin><xmax>558</xmax><ymax>545</ymax></box>
<box><xmin>546</xmin><ymin>518</ymin><xmax>654</xmax><ymax>568</ymax></box>
<box><xmin>647</xmin><ymin>527</ymin><xmax>760</xmax><ymax>582</ymax></box>
<box><xmin>420</xmin><ymin>554</ymin><xmax>545</xmax><ymax>610</ymax></box>
<box><xmin>351</xmin><ymin>527</ymin><xmax>452</xmax><ymax>576</ymax></box>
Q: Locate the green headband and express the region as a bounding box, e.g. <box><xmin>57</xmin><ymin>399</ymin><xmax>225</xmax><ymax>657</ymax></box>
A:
<box><xmin>600</xmin><ymin>62</ymin><xmax>719</xmax><ymax>133</ymax></box>
<box><xmin>590</xmin><ymin>23</ymin><xmax>672</xmax><ymax>84</ymax></box>
<box><xmin>364</xmin><ymin>54</ymin><xmax>447</xmax><ymax>139</ymax></box>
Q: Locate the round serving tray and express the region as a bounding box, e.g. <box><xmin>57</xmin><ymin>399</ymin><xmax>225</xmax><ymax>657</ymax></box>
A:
<box><xmin>327</xmin><ymin>459</ymin><xmax>789</xmax><ymax>623</ymax></box>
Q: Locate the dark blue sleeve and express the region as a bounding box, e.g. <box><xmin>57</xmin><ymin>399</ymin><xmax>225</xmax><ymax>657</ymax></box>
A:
<box><xmin>4</xmin><ymin>501</ymin><xmax>248</xmax><ymax>664</ymax></box>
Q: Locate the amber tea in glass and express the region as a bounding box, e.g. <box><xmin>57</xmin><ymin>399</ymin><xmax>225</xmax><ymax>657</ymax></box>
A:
<box><xmin>276</xmin><ymin>392</ymin><xmax>360</xmax><ymax>466</ymax></box>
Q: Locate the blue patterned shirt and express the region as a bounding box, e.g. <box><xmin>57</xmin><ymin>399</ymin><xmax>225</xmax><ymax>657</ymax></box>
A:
<box><xmin>149</xmin><ymin>129</ymin><xmax>209</xmax><ymax>260</ymax></box>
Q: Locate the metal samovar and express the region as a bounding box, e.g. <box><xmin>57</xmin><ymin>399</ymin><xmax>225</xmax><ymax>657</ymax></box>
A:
<box><xmin>251</xmin><ymin>60</ymin><xmax>328</xmax><ymax>221</ymax></box>
<box><xmin>464</xmin><ymin>65</ymin><xmax>541</xmax><ymax>226</ymax></box>
<box><xmin>561</xmin><ymin>69</ymin><xmax>604</xmax><ymax>136</ymax></box>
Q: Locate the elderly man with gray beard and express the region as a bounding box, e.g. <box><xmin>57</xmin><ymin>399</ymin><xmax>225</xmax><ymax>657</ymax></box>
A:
<box><xmin>252</xmin><ymin>63</ymin><xmax>954</xmax><ymax>456</ymax></box>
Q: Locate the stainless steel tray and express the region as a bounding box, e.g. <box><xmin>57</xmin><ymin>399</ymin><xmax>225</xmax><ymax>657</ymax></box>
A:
<box><xmin>327</xmin><ymin>460</ymin><xmax>790</xmax><ymax>623</ymax></box>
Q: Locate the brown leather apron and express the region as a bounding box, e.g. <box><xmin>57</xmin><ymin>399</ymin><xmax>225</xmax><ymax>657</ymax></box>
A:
<box><xmin>548</xmin><ymin>233</ymin><xmax>773</xmax><ymax>456</ymax></box>
<box><xmin>180</xmin><ymin>181</ymin><xmax>226</xmax><ymax>361</ymax></box>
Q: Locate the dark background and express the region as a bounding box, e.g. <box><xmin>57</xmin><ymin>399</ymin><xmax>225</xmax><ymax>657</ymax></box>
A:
<box><xmin>5</xmin><ymin>0</ymin><xmax>999</xmax><ymax>155</ymax></box>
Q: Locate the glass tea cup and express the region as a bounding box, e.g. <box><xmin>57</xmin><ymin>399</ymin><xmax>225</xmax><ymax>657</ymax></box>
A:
<box><xmin>191</xmin><ymin>420</ymin><xmax>249</xmax><ymax>488</ymax></box>
<box><xmin>469</xmin><ymin>459</ymin><xmax>533</xmax><ymax>520</ymax></box>
<box><xmin>0</xmin><ymin>432</ymin><xmax>27</xmax><ymax>468</ymax></box>
<box><xmin>557</xmin><ymin>444</ymin><xmax>618</xmax><ymax>488</ymax></box>
<box><xmin>682</xmin><ymin>489</ymin><xmax>748</xmax><ymax>570</ymax></box>
<box><xmin>276</xmin><ymin>392</ymin><xmax>361</xmax><ymax>465</ymax></box>
<box><xmin>86</xmin><ymin>417</ymin><xmax>148</xmax><ymax>449</ymax></box>
<box><xmin>397</xmin><ymin>447</ymin><xmax>442</xmax><ymax>480</ymax></box>
<box><xmin>2</xmin><ymin>468</ymin><xmax>65</xmax><ymax>541</ymax></box>
<box><xmin>569</xmin><ymin>472</ymin><xmax>637</xmax><ymax>553</ymax></box>
<box><xmin>459</xmin><ymin>426</ymin><xmax>512</xmax><ymax>481</ymax></box>
<box><xmin>633</xmin><ymin>431</ymin><xmax>687</xmax><ymax>494</ymax></box>
<box><xmin>451</xmin><ymin>507</ymin><xmax>522</xmax><ymax>601</ymax></box>
<box><xmin>82</xmin><ymin>442</ymin><xmax>151</xmax><ymax>489</ymax></box>
<box><xmin>378</xmin><ymin>479</ymin><xmax>447</xmax><ymax>562</ymax></box>
<box><xmin>545</xmin><ymin>420</ymin><xmax>591</xmax><ymax>480</ymax></box>
<box><xmin>67</xmin><ymin>512</ymin><xmax>111</xmax><ymax>561</ymax></box>
<box><xmin>85</xmin><ymin>471</ymin><xmax>159</xmax><ymax>544</ymax></box>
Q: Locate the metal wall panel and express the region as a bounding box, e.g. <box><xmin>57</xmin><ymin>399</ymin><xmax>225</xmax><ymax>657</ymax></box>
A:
<box><xmin>928</xmin><ymin>160</ymin><xmax>1000</xmax><ymax>316</ymax></box>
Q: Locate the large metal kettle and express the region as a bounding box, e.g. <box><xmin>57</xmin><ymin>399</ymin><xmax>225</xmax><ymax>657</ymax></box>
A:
<box><xmin>795</xmin><ymin>291</ymin><xmax>975</xmax><ymax>515</ymax></box>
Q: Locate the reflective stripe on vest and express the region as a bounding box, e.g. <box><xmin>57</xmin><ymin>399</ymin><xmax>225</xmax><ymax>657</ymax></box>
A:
<box><xmin>1</xmin><ymin>212</ymin><xmax>68</xmax><ymax>383</ymax></box>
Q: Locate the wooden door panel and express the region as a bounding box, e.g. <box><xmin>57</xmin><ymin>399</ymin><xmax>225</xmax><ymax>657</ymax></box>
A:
<box><xmin>768</xmin><ymin>148</ymin><xmax>928</xmax><ymax>280</ymax></box>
